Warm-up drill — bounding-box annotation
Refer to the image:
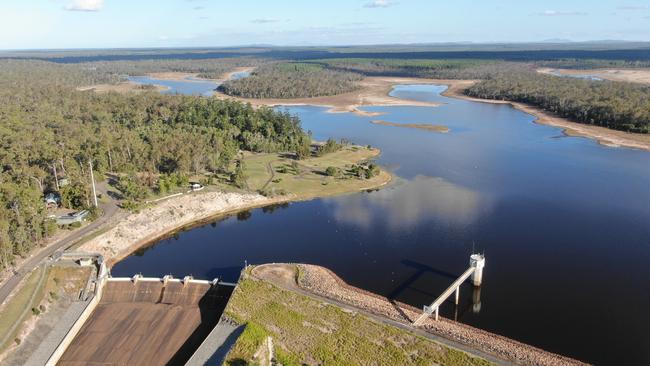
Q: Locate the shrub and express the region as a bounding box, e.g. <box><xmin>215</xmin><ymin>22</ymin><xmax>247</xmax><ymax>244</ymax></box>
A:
<box><xmin>325</xmin><ymin>166</ymin><xmax>340</xmax><ymax>177</ymax></box>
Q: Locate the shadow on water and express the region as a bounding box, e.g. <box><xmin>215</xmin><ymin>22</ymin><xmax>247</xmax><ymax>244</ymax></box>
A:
<box><xmin>386</xmin><ymin>260</ymin><xmax>466</xmax><ymax>323</ymax></box>
<box><xmin>206</xmin><ymin>266</ymin><xmax>245</xmax><ymax>281</ymax></box>
<box><xmin>112</xmin><ymin>84</ymin><xmax>650</xmax><ymax>365</ymax></box>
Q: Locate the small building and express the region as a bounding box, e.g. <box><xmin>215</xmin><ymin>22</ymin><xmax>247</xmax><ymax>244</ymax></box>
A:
<box><xmin>190</xmin><ymin>183</ymin><xmax>204</xmax><ymax>191</ymax></box>
<box><xmin>56</xmin><ymin>210</ymin><xmax>90</xmax><ymax>226</ymax></box>
<box><xmin>77</xmin><ymin>257</ymin><xmax>93</xmax><ymax>266</ymax></box>
<box><xmin>44</xmin><ymin>192</ymin><xmax>61</xmax><ymax>209</ymax></box>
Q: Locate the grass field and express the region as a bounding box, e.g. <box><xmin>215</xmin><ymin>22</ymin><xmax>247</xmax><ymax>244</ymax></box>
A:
<box><xmin>0</xmin><ymin>268</ymin><xmax>45</xmax><ymax>351</ymax></box>
<box><xmin>224</xmin><ymin>274</ymin><xmax>493</xmax><ymax>366</ymax></box>
<box><xmin>241</xmin><ymin>145</ymin><xmax>391</xmax><ymax>200</ymax></box>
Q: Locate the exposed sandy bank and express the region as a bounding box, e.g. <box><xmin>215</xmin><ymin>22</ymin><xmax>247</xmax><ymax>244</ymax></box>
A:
<box><xmin>146</xmin><ymin>72</ymin><xmax>198</xmax><ymax>81</ymax></box>
<box><xmin>218</xmin><ymin>66</ymin><xmax>256</xmax><ymax>82</ymax></box>
<box><xmin>440</xmin><ymin>79</ymin><xmax>650</xmax><ymax>151</ymax></box>
<box><xmin>79</xmin><ymin>191</ymin><xmax>284</xmax><ymax>265</ymax></box>
<box><xmin>147</xmin><ymin>67</ymin><xmax>256</xmax><ymax>83</ymax></box>
<box><xmin>371</xmin><ymin>120</ymin><xmax>450</xmax><ymax>133</ymax></box>
<box><xmin>538</xmin><ymin>67</ymin><xmax>650</xmax><ymax>84</ymax></box>
<box><xmin>213</xmin><ymin>76</ymin><xmax>448</xmax><ymax>116</ymax></box>
<box><xmin>76</xmin><ymin>82</ymin><xmax>169</xmax><ymax>94</ymax></box>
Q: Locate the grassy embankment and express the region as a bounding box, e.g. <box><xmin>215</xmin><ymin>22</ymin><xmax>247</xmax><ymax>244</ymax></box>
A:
<box><xmin>224</xmin><ymin>272</ymin><xmax>493</xmax><ymax>366</ymax></box>
<box><xmin>0</xmin><ymin>266</ymin><xmax>90</xmax><ymax>353</ymax></box>
<box><xmin>238</xmin><ymin>145</ymin><xmax>391</xmax><ymax>200</ymax></box>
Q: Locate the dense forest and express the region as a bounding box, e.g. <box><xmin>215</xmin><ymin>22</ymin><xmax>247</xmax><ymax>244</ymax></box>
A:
<box><xmin>534</xmin><ymin>58</ymin><xmax>650</xmax><ymax>70</ymax></box>
<box><xmin>80</xmin><ymin>57</ymin><xmax>261</xmax><ymax>81</ymax></box>
<box><xmin>465</xmin><ymin>71</ymin><xmax>650</xmax><ymax>133</ymax></box>
<box><xmin>2</xmin><ymin>51</ymin><xmax>650</xmax><ymax>271</ymax></box>
<box><xmin>219</xmin><ymin>62</ymin><xmax>363</xmax><ymax>99</ymax></box>
<box><xmin>316</xmin><ymin>58</ymin><xmax>523</xmax><ymax>79</ymax></box>
<box><xmin>0</xmin><ymin>60</ymin><xmax>310</xmax><ymax>270</ymax></box>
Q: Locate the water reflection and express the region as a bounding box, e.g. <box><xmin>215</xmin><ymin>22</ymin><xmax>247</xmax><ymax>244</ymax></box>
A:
<box><xmin>325</xmin><ymin>175</ymin><xmax>490</xmax><ymax>231</ymax></box>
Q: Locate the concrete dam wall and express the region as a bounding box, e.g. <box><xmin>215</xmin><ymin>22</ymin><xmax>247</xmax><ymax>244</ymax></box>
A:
<box><xmin>58</xmin><ymin>277</ymin><xmax>233</xmax><ymax>366</ymax></box>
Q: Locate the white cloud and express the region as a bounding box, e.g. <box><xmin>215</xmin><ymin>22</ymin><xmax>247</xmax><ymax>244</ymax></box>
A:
<box><xmin>65</xmin><ymin>0</ymin><xmax>104</xmax><ymax>12</ymax></box>
<box><xmin>534</xmin><ymin>10</ymin><xmax>587</xmax><ymax>16</ymax></box>
<box><xmin>364</xmin><ymin>0</ymin><xmax>396</xmax><ymax>8</ymax></box>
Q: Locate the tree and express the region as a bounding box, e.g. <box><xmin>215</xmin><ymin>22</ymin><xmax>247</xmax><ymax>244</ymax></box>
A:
<box><xmin>231</xmin><ymin>160</ymin><xmax>247</xmax><ymax>189</ymax></box>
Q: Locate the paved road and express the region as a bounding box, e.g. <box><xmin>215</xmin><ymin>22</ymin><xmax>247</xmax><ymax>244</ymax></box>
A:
<box><xmin>0</xmin><ymin>182</ymin><xmax>121</xmax><ymax>306</ymax></box>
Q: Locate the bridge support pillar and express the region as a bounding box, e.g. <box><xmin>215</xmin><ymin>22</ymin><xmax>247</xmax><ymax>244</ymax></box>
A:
<box><xmin>455</xmin><ymin>286</ymin><xmax>459</xmax><ymax>305</ymax></box>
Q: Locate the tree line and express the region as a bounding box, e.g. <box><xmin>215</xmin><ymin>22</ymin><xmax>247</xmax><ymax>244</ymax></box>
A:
<box><xmin>0</xmin><ymin>60</ymin><xmax>311</xmax><ymax>270</ymax></box>
<box><xmin>219</xmin><ymin>62</ymin><xmax>363</xmax><ymax>99</ymax></box>
<box><xmin>464</xmin><ymin>70</ymin><xmax>650</xmax><ymax>133</ymax></box>
<box><xmin>316</xmin><ymin>58</ymin><xmax>526</xmax><ymax>79</ymax></box>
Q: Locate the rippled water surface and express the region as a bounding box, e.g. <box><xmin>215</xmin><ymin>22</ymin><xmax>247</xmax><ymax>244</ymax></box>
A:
<box><xmin>113</xmin><ymin>83</ymin><xmax>650</xmax><ymax>365</ymax></box>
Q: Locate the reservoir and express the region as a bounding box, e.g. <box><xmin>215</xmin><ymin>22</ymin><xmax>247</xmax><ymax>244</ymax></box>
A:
<box><xmin>113</xmin><ymin>81</ymin><xmax>650</xmax><ymax>365</ymax></box>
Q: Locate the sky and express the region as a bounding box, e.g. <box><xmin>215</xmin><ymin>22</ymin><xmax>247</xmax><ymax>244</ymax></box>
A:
<box><xmin>1</xmin><ymin>0</ymin><xmax>649</xmax><ymax>50</ymax></box>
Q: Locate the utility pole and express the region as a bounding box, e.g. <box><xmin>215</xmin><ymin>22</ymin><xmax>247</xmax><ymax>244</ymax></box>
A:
<box><xmin>52</xmin><ymin>163</ymin><xmax>60</xmax><ymax>191</ymax></box>
<box><xmin>89</xmin><ymin>160</ymin><xmax>98</xmax><ymax>207</ymax></box>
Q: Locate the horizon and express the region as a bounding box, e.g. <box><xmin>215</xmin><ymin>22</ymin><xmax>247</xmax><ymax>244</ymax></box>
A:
<box><xmin>2</xmin><ymin>39</ymin><xmax>650</xmax><ymax>53</ymax></box>
<box><xmin>2</xmin><ymin>0</ymin><xmax>650</xmax><ymax>50</ymax></box>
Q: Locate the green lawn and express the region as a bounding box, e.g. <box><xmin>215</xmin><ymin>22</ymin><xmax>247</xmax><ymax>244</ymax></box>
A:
<box><xmin>241</xmin><ymin>145</ymin><xmax>391</xmax><ymax>200</ymax></box>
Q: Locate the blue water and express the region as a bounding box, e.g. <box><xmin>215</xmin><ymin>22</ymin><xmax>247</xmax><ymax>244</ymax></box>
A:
<box><xmin>128</xmin><ymin>75</ymin><xmax>220</xmax><ymax>96</ymax></box>
<box><xmin>112</xmin><ymin>82</ymin><xmax>650</xmax><ymax>365</ymax></box>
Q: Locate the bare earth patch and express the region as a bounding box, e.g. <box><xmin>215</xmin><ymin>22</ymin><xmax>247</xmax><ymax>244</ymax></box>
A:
<box><xmin>538</xmin><ymin>67</ymin><xmax>650</xmax><ymax>84</ymax></box>
<box><xmin>77</xmin><ymin>82</ymin><xmax>168</xmax><ymax>94</ymax></box>
<box><xmin>79</xmin><ymin>191</ymin><xmax>282</xmax><ymax>264</ymax></box>
<box><xmin>371</xmin><ymin>120</ymin><xmax>450</xmax><ymax>133</ymax></box>
<box><xmin>213</xmin><ymin>76</ymin><xmax>447</xmax><ymax>116</ymax></box>
<box><xmin>147</xmin><ymin>67</ymin><xmax>255</xmax><ymax>83</ymax></box>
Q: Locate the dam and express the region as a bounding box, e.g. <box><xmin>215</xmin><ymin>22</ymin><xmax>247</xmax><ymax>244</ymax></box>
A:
<box><xmin>58</xmin><ymin>276</ymin><xmax>233</xmax><ymax>365</ymax></box>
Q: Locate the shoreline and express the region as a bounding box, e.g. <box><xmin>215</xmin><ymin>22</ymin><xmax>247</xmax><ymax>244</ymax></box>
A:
<box><xmin>74</xmin><ymin>75</ymin><xmax>649</xmax><ymax>266</ymax></box>
<box><xmin>80</xmin><ymin>156</ymin><xmax>392</xmax><ymax>266</ymax></box>
<box><xmin>147</xmin><ymin>66</ymin><xmax>256</xmax><ymax>83</ymax></box>
<box><xmin>76</xmin><ymin>82</ymin><xmax>169</xmax><ymax>94</ymax></box>
<box><xmin>537</xmin><ymin>67</ymin><xmax>650</xmax><ymax>84</ymax></box>
<box><xmin>80</xmin><ymin>71</ymin><xmax>650</xmax><ymax>152</ymax></box>
<box><xmin>290</xmin><ymin>263</ymin><xmax>588</xmax><ymax>366</ymax></box>
<box><xmin>252</xmin><ymin>263</ymin><xmax>587</xmax><ymax>366</ymax></box>
<box><xmin>370</xmin><ymin>119</ymin><xmax>450</xmax><ymax>133</ymax></box>
<box><xmin>212</xmin><ymin>76</ymin><xmax>446</xmax><ymax>116</ymax></box>
<box><xmin>438</xmin><ymin>79</ymin><xmax>650</xmax><ymax>152</ymax></box>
